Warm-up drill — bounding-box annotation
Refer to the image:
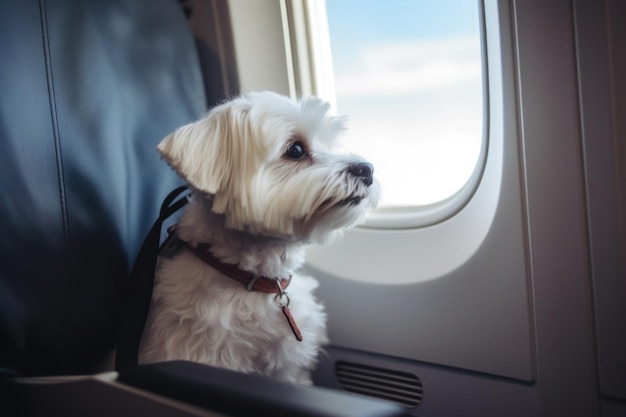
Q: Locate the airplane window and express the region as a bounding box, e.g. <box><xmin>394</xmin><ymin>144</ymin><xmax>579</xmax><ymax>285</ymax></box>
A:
<box><xmin>324</xmin><ymin>0</ymin><xmax>484</xmax><ymax>210</ymax></box>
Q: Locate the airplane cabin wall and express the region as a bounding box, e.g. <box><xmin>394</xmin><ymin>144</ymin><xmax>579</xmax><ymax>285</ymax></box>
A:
<box><xmin>185</xmin><ymin>0</ymin><xmax>625</xmax><ymax>415</ymax></box>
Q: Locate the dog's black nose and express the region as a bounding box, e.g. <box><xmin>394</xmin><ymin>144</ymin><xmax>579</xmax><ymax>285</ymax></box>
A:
<box><xmin>348</xmin><ymin>162</ymin><xmax>374</xmax><ymax>187</ymax></box>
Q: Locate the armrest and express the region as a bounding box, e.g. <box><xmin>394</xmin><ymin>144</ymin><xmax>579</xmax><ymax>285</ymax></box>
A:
<box><xmin>118</xmin><ymin>361</ymin><xmax>406</xmax><ymax>417</ymax></box>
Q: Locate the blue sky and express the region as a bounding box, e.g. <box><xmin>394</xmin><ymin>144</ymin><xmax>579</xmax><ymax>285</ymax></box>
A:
<box><xmin>326</xmin><ymin>1</ymin><xmax>480</xmax><ymax>58</ymax></box>
<box><xmin>323</xmin><ymin>1</ymin><xmax>484</xmax><ymax>207</ymax></box>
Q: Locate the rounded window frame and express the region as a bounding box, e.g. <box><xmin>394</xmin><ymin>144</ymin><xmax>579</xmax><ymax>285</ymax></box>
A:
<box><xmin>303</xmin><ymin>0</ymin><xmax>509</xmax><ymax>285</ymax></box>
<box><xmin>283</xmin><ymin>0</ymin><xmax>489</xmax><ymax>229</ymax></box>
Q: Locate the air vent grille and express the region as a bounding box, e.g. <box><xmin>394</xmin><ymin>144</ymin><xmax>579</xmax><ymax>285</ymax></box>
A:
<box><xmin>335</xmin><ymin>361</ymin><xmax>423</xmax><ymax>407</ymax></box>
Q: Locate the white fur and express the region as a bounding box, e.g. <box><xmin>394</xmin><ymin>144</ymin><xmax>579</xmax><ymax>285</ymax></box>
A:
<box><xmin>139</xmin><ymin>92</ymin><xmax>380</xmax><ymax>384</ymax></box>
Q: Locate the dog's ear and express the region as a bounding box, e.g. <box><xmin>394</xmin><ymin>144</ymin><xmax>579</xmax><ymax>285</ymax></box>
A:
<box><xmin>157</xmin><ymin>107</ymin><xmax>233</xmax><ymax>195</ymax></box>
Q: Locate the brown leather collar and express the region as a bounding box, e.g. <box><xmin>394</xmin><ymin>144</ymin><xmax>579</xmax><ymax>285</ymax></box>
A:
<box><xmin>182</xmin><ymin>241</ymin><xmax>291</xmax><ymax>293</ymax></box>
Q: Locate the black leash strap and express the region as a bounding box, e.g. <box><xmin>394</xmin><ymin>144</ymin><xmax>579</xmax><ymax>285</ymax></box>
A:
<box><xmin>115</xmin><ymin>185</ymin><xmax>190</xmax><ymax>371</ymax></box>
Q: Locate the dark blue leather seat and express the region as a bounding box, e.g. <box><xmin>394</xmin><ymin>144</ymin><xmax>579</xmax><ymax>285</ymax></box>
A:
<box><xmin>0</xmin><ymin>0</ymin><xmax>205</xmax><ymax>377</ymax></box>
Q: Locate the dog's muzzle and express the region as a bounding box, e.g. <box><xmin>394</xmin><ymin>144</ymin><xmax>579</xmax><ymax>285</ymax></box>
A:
<box><xmin>348</xmin><ymin>162</ymin><xmax>374</xmax><ymax>187</ymax></box>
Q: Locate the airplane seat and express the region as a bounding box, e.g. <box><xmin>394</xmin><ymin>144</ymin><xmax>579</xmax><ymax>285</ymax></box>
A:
<box><xmin>0</xmin><ymin>0</ymin><xmax>202</xmax><ymax>378</ymax></box>
<box><xmin>0</xmin><ymin>1</ymin><xmax>405</xmax><ymax>416</ymax></box>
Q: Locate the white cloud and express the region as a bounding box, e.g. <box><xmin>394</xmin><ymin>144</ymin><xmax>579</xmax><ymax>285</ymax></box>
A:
<box><xmin>331</xmin><ymin>36</ymin><xmax>484</xmax><ymax>206</ymax></box>
<box><xmin>334</xmin><ymin>37</ymin><xmax>482</xmax><ymax>98</ymax></box>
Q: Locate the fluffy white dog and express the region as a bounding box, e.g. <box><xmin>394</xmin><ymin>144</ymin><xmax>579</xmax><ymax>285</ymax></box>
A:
<box><xmin>139</xmin><ymin>91</ymin><xmax>380</xmax><ymax>384</ymax></box>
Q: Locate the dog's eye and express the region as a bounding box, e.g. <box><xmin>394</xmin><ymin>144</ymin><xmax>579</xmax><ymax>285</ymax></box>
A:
<box><xmin>285</xmin><ymin>141</ymin><xmax>307</xmax><ymax>160</ymax></box>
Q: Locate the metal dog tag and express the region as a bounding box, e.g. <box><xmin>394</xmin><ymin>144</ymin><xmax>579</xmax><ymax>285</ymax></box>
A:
<box><xmin>274</xmin><ymin>280</ymin><xmax>302</xmax><ymax>342</ymax></box>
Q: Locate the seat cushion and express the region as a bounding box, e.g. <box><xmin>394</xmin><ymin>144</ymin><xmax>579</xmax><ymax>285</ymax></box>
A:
<box><xmin>0</xmin><ymin>0</ymin><xmax>205</xmax><ymax>375</ymax></box>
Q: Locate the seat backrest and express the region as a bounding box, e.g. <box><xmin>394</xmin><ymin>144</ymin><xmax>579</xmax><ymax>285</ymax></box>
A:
<box><xmin>0</xmin><ymin>0</ymin><xmax>205</xmax><ymax>376</ymax></box>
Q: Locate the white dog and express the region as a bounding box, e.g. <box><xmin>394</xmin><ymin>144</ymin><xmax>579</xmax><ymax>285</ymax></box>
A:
<box><xmin>139</xmin><ymin>91</ymin><xmax>380</xmax><ymax>384</ymax></box>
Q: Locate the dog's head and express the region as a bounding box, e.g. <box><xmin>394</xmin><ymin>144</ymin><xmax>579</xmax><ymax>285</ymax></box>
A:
<box><xmin>158</xmin><ymin>91</ymin><xmax>380</xmax><ymax>243</ymax></box>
